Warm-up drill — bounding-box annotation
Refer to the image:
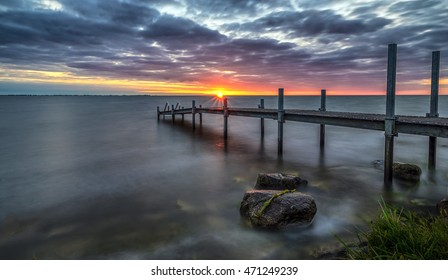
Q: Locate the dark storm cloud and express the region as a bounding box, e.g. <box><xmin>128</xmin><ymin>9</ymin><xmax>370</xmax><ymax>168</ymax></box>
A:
<box><xmin>388</xmin><ymin>0</ymin><xmax>443</xmax><ymax>13</ymax></box>
<box><xmin>58</xmin><ymin>0</ymin><xmax>160</xmax><ymax>26</ymax></box>
<box><xmin>0</xmin><ymin>10</ymin><xmax>132</xmax><ymax>46</ymax></box>
<box><xmin>227</xmin><ymin>10</ymin><xmax>392</xmax><ymax>37</ymax></box>
<box><xmin>139</xmin><ymin>14</ymin><xmax>226</xmax><ymax>49</ymax></box>
<box><xmin>0</xmin><ymin>0</ymin><xmax>28</xmax><ymax>9</ymax></box>
<box><xmin>185</xmin><ymin>0</ymin><xmax>292</xmax><ymax>18</ymax></box>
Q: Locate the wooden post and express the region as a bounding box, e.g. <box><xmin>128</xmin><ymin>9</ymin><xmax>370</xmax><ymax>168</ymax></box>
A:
<box><xmin>192</xmin><ymin>100</ymin><xmax>196</xmax><ymax>131</ymax></box>
<box><xmin>319</xmin><ymin>89</ymin><xmax>326</xmax><ymax>149</ymax></box>
<box><xmin>278</xmin><ymin>88</ymin><xmax>285</xmax><ymax>155</ymax></box>
<box><xmin>157</xmin><ymin>106</ymin><xmax>160</xmax><ymax>120</ymax></box>
<box><xmin>163</xmin><ymin>102</ymin><xmax>168</xmax><ymax>120</ymax></box>
<box><xmin>223</xmin><ymin>97</ymin><xmax>229</xmax><ymax>139</ymax></box>
<box><xmin>384</xmin><ymin>43</ymin><xmax>397</xmax><ymax>187</ymax></box>
<box><xmin>171</xmin><ymin>105</ymin><xmax>175</xmax><ymax>123</ymax></box>
<box><xmin>259</xmin><ymin>99</ymin><xmax>265</xmax><ymax>138</ymax></box>
<box><xmin>427</xmin><ymin>51</ymin><xmax>440</xmax><ymax>170</ymax></box>
<box><xmin>199</xmin><ymin>105</ymin><xmax>203</xmax><ymax>125</ymax></box>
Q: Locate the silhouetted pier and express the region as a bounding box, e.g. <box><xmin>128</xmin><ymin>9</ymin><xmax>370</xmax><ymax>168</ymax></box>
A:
<box><xmin>157</xmin><ymin>44</ymin><xmax>443</xmax><ymax>187</ymax></box>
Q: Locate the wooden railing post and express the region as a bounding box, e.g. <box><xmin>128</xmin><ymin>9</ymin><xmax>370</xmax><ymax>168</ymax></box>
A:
<box><xmin>163</xmin><ymin>102</ymin><xmax>168</xmax><ymax>120</ymax></box>
<box><xmin>223</xmin><ymin>97</ymin><xmax>229</xmax><ymax>139</ymax></box>
<box><xmin>427</xmin><ymin>50</ymin><xmax>440</xmax><ymax>170</ymax></box>
<box><xmin>192</xmin><ymin>100</ymin><xmax>196</xmax><ymax>131</ymax></box>
<box><xmin>278</xmin><ymin>88</ymin><xmax>285</xmax><ymax>155</ymax></box>
<box><xmin>384</xmin><ymin>43</ymin><xmax>397</xmax><ymax>187</ymax></box>
<box><xmin>319</xmin><ymin>89</ymin><xmax>326</xmax><ymax>149</ymax></box>
<box><xmin>259</xmin><ymin>99</ymin><xmax>265</xmax><ymax>138</ymax></box>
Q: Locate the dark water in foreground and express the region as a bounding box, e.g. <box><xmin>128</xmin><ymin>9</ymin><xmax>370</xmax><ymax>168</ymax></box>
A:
<box><xmin>0</xmin><ymin>95</ymin><xmax>447</xmax><ymax>259</ymax></box>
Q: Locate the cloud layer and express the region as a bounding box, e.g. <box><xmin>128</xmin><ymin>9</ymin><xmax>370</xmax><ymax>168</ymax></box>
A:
<box><xmin>0</xmin><ymin>0</ymin><xmax>447</xmax><ymax>95</ymax></box>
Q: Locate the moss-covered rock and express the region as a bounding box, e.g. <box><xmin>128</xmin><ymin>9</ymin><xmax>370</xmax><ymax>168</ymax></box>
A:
<box><xmin>393</xmin><ymin>162</ymin><xmax>421</xmax><ymax>182</ymax></box>
<box><xmin>255</xmin><ymin>173</ymin><xmax>307</xmax><ymax>190</ymax></box>
<box><xmin>240</xmin><ymin>190</ymin><xmax>316</xmax><ymax>228</ymax></box>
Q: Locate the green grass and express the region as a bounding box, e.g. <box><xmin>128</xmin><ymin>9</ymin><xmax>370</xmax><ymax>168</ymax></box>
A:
<box><xmin>342</xmin><ymin>202</ymin><xmax>448</xmax><ymax>260</ymax></box>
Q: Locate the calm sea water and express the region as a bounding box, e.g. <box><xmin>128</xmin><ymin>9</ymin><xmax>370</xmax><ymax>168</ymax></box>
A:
<box><xmin>0</xmin><ymin>95</ymin><xmax>447</xmax><ymax>259</ymax></box>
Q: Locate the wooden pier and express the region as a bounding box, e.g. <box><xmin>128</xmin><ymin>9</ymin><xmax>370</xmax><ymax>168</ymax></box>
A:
<box><xmin>157</xmin><ymin>44</ymin><xmax>444</xmax><ymax>187</ymax></box>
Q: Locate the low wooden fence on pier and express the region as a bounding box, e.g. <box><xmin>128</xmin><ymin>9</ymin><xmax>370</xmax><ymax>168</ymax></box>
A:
<box><xmin>157</xmin><ymin>44</ymin><xmax>444</xmax><ymax>187</ymax></box>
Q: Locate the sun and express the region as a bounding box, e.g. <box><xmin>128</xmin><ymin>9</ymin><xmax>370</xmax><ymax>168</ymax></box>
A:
<box><xmin>216</xmin><ymin>91</ymin><xmax>224</xmax><ymax>98</ymax></box>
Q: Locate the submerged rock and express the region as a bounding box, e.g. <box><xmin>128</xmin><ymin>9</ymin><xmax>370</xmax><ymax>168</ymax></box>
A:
<box><xmin>240</xmin><ymin>190</ymin><xmax>316</xmax><ymax>228</ymax></box>
<box><xmin>255</xmin><ymin>173</ymin><xmax>307</xmax><ymax>190</ymax></box>
<box><xmin>393</xmin><ymin>162</ymin><xmax>422</xmax><ymax>182</ymax></box>
<box><xmin>437</xmin><ymin>198</ymin><xmax>448</xmax><ymax>217</ymax></box>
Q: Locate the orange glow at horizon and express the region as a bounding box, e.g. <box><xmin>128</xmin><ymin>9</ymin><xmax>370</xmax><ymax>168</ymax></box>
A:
<box><xmin>1</xmin><ymin>67</ymin><xmax>446</xmax><ymax>96</ymax></box>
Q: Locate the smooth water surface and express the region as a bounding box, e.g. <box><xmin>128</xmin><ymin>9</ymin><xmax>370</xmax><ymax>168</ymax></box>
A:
<box><xmin>0</xmin><ymin>95</ymin><xmax>447</xmax><ymax>259</ymax></box>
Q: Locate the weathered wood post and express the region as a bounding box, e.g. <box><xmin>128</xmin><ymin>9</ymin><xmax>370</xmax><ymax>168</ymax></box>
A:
<box><xmin>384</xmin><ymin>43</ymin><xmax>397</xmax><ymax>186</ymax></box>
<box><xmin>259</xmin><ymin>99</ymin><xmax>265</xmax><ymax>138</ymax></box>
<box><xmin>427</xmin><ymin>51</ymin><xmax>440</xmax><ymax>170</ymax></box>
<box><xmin>192</xmin><ymin>100</ymin><xmax>196</xmax><ymax>131</ymax></box>
<box><xmin>171</xmin><ymin>105</ymin><xmax>175</xmax><ymax>123</ymax></box>
<box><xmin>199</xmin><ymin>105</ymin><xmax>203</xmax><ymax>125</ymax></box>
<box><xmin>181</xmin><ymin>106</ymin><xmax>185</xmax><ymax>121</ymax></box>
<box><xmin>163</xmin><ymin>102</ymin><xmax>168</xmax><ymax>120</ymax></box>
<box><xmin>278</xmin><ymin>88</ymin><xmax>285</xmax><ymax>155</ymax></box>
<box><xmin>319</xmin><ymin>89</ymin><xmax>326</xmax><ymax>149</ymax></box>
<box><xmin>157</xmin><ymin>106</ymin><xmax>160</xmax><ymax>120</ymax></box>
<box><xmin>223</xmin><ymin>97</ymin><xmax>229</xmax><ymax>139</ymax></box>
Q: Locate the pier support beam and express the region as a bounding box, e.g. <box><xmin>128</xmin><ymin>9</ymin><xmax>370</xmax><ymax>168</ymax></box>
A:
<box><xmin>319</xmin><ymin>89</ymin><xmax>326</xmax><ymax>149</ymax></box>
<box><xmin>192</xmin><ymin>100</ymin><xmax>196</xmax><ymax>131</ymax></box>
<box><xmin>278</xmin><ymin>88</ymin><xmax>285</xmax><ymax>155</ymax></box>
<box><xmin>157</xmin><ymin>106</ymin><xmax>160</xmax><ymax>120</ymax></box>
<box><xmin>223</xmin><ymin>97</ymin><xmax>229</xmax><ymax>139</ymax></box>
<box><xmin>384</xmin><ymin>43</ymin><xmax>397</xmax><ymax>187</ymax></box>
<box><xmin>427</xmin><ymin>51</ymin><xmax>440</xmax><ymax>170</ymax></box>
<box><xmin>199</xmin><ymin>105</ymin><xmax>203</xmax><ymax>125</ymax></box>
<box><xmin>259</xmin><ymin>99</ymin><xmax>265</xmax><ymax>138</ymax></box>
<box><xmin>171</xmin><ymin>105</ymin><xmax>175</xmax><ymax>123</ymax></box>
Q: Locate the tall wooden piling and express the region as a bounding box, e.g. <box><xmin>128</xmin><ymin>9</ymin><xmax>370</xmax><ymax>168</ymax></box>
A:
<box><xmin>384</xmin><ymin>43</ymin><xmax>397</xmax><ymax>186</ymax></box>
<box><xmin>171</xmin><ymin>105</ymin><xmax>176</xmax><ymax>123</ymax></box>
<box><xmin>199</xmin><ymin>105</ymin><xmax>203</xmax><ymax>125</ymax></box>
<box><xmin>223</xmin><ymin>97</ymin><xmax>229</xmax><ymax>139</ymax></box>
<box><xmin>278</xmin><ymin>88</ymin><xmax>285</xmax><ymax>155</ymax></box>
<box><xmin>428</xmin><ymin>51</ymin><xmax>440</xmax><ymax>170</ymax></box>
<box><xmin>319</xmin><ymin>89</ymin><xmax>326</xmax><ymax>149</ymax></box>
<box><xmin>259</xmin><ymin>99</ymin><xmax>265</xmax><ymax>138</ymax></box>
<box><xmin>157</xmin><ymin>106</ymin><xmax>160</xmax><ymax>120</ymax></box>
<box><xmin>192</xmin><ymin>100</ymin><xmax>196</xmax><ymax>131</ymax></box>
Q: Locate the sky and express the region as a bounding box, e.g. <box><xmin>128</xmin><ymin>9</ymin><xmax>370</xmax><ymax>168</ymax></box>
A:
<box><xmin>0</xmin><ymin>0</ymin><xmax>447</xmax><ymax>96</ymax></box>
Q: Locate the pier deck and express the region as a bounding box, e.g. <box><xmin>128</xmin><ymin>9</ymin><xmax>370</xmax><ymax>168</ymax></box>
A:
<box><xmin>159</xmin><ymin>107</ymin><xmax>448</xmax><ymax>138</ymax></box>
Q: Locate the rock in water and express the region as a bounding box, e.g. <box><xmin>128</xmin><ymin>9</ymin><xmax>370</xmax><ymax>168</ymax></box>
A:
<box><xmin>240</xmin><ymin>190</ymin><xmax>316</xmax><ymax>228</ymax></box>
<box><xmin>393</xmin><ymin>162</ymin><xmax>421</xmax><ymax>182</ymax></box>
<box><xmin>255</xmin><ymin>173</ymin><xmax>307</xmax><ymax>190</ymax></box>
<box><xmin>437</xmin><ymin>198</ymin><xmax>448</xmax><ymax>217</ymax></box>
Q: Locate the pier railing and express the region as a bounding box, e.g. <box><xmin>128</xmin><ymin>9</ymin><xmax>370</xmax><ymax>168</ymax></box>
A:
<box><xmin>157</xmin><ymin>44</ymin><xmax>443</xmax><ymax>187</ymax></box>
